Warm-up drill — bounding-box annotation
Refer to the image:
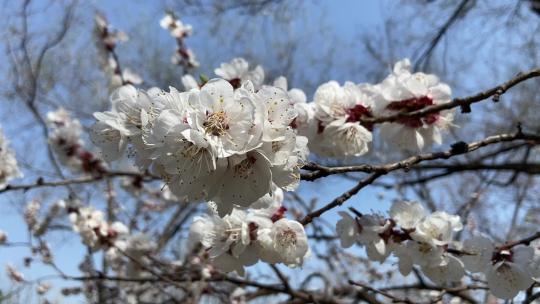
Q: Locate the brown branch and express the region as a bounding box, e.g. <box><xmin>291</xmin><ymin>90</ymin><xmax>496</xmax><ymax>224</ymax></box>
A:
<box><xmin>358</xmin><ymin>67</ymin><xmax>540</xmax><ymax>125</ymax></box>
<box><xmin>58</xmin><ymin>272</ymin><xmax>339</xmax><ymax>304</ymax></box>
<box><xmin>300</xmin><ymin>131</ymin><xmax>540</xmax><ymax>225</ymax></box>
<box><xmin>409</xmin><ymin>163</ymin><xmax>540</xmax><ymax>173</ymax></box>
<box><xmin>349</xmin><ymin>280</ymin><xmax>416</xmax><ymax>304</ymax></box>
<box><xmin>378</xmin><ymin>283</ymin><xmax>484</xmax><ymax>304</ymax></box>
<box><xmin>0</xmin><ymin>171</ymin><xmax>159</xmax><ymax>194</ymax></box>
<box><xmin>300</xmin><ymin>172</ymin><xmax>383</xmax><ymax>225</ymax></box>
<box><xmin>302</xmin><ymin>132</ymin><xmax>540</xmax><ymax>181</ymax></box>
<box><xmin>498</xmin><ymin>231</ymin><xmax>540</xmax><ymax>250</ymax></box>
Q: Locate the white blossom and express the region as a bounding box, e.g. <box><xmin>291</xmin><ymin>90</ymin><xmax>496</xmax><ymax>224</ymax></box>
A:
<box><xmin>215</xmin><ymin>58</ymin><xmax>265</xmax><ymax>90</ymax></box>
<box><xmin>69</xmin><ymin>206</ymin><xmax>128</xmax><ymax>251</ymax></box>
<box><xmin>37</xmin><ymin>282</ymin><xmax>52</xmax><ymax>295</ymax></box>
<box><xmin>273</xmin><ymin>76</ymin><xmax>307</xmax><ymax>105</ymax></box>
<box><xmin>411</xmin><ymin>211</ymin><xmax>462</xmax><ymax>246</ymax></box>
<box><xmin>259</xmin><ymin>218</ymin><xmax>309</xmax><ymax>267</ymax></box>
<box><xmin>160</xmin><ymin>13</ymin><xmax>193</xmax><ymax>38</ymax></box>
<box><xmin>188</xmin><ymin>79</ymin><xmax>262</xmax><ymax>157</ymax></box>
<box><xmin>0</xmin><ymin>127</ymin><xmax>22</xmax><ymax>189</ymax></box>
<box><xmin>182</xmin><ymin>74</ymin><xmax>199</xmax><ymax>91</ymax></box>
<box><xmin>336</xmin><ymin>211</ymin><xmax>358</xmax><ymax>248</ymax></box>
<box><xmin>376</xmin><ymin>58</ymin><xmax>454</xmax><ymax>152</ymax></box>
<box><xmin>311</xmin><ymin>81</ymin><xmax>376</xmax><ymax>157</ymax></box>
<box><xmin>389</xmin><ymin>201</ymin><xmax>426</xmax><ymax>230</ymax></box>
<box><xmin>486</xmin><ymin>246</ymin><xmax>535</xmax><ymax>299</ymax></box>
<box><xmin>93</xmin><ymin>78</ymin><xmax>307</xmax><ymax>211</ymax></box>
<box><xmin>188</xmin><ymin>189</ymin><xmax>310</xmax><ymax>273</ymax></box>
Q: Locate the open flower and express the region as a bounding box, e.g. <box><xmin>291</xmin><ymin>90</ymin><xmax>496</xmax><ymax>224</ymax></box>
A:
<box><xmin>212</xmin><ymin>151</ymin><xmax>272</xmax><ymax>215</ymax></box>
<box><xmin>486</xmin><ymin>246</ymin><xmax>534</xmax><ymax>299</ymax></box>
<box><xmin>389</xmin><ymin>201</ymin><xmax>426</xmax><ymax>230</ymax></box>
<box><xmin>0</xmin><ymin>127</ymin><xmax>22</xmax><ymax>189</ymax></box>
<box><xmin>189</xmin><ymin>79</ymin><xmax>261</xmax><ymax>158</ymax></box>
<box><xmin>376</xmin><ymin>59</ymin><xmax>454</xmax><ymax>152</ymax></box>
<box><xmin>160</xmin><ymin>12</ymin><xmax>193</xmax><ymax>38</ymax></box>
<box><xmin>215</xmin><ymin>58</ymin><xmax>265</xmax><ymax>90</ymax></box>
<box><xmin>259</xmin><ymin>218</ymin><xmax>309</xmax><ymax>267</ymax></box>
<box><xmin>411</xmin><ymin>211</ymin><xmax>462</xmax><ymax>246</ymax></box>
<box><xmin>311</xmin><ymin>81</ymin><xmax>376</xmax><ymax>157</ymax></box>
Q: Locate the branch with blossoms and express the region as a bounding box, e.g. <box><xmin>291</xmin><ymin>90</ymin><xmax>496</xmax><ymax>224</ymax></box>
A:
<box><xmin>301</xmin><ymin>130</ymin><xmax>540</xmax><ymax>182</ymax></box>
<box><xmin>94</xmin><ymin>13</ymin><xmax>142</xmax><ymax>89</ymax></box>
<box><xmin>358</xmin><ymin>67</ymin><xmax>540</xmax><ymax>125</ymax></box>
<box><xmin>160</xmin><ymin>12</ymin><xmax>199</xmax><ymax>73</ymax></box>
<box><xmin>333</xmin><ymin>201</ymin><xmax>540</xmax><ymax>300</ymax></box>
<box><xmin>4</xmin><ymin>4</ymin><xmax>540</xmax><ymax>303</ymax></box>
<box><xmin>0</xmin><ymin>170</ymin><xmax>158</xmax><ymax>194</ymax></box>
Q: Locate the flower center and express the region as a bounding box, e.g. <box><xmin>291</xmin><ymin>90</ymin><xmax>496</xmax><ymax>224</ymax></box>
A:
<box><xmin>277</xmin><ymin>228</ymin><xmax>297</xmax><ymax>248</ymax></box>
<box><xmin>346</xmin><ymin>104</ymin><xmax>374</xmax><ymax>131</ymax></box>
<box><xmin>203</xmin><ymin>111</ymin><xmax>229</xmax><ymax>136</ymax></box>
<box><xmin>386</xmin><ymin>96</ymin><xmax>439</xmax><ymax>128</ymax></box>
<box><xmin>229</xmin><ymin>78</ymin><xmax>242</xmax><ymax>89</ymax></box>
<box><xmin>271</xmin><ymin>141</ymin><xmax>283</xmax><ymax>153</ymax></box>
<box><xmin>271</xmin><ymin>206</ymin><xmax>287</xmax><ymax>222</ymax></box>
<box><xmin>180</xmin><ymin>143</ymin><xmax>204</xmax><ymax>159</ymax></box>
<box><xmin>317</xmin><ymin>120</ymin><xmax>325</xmax><ymax>134</ymax></box>
<box><xmin>492</xmin><ymin>249</ymin><xmax>513</xmax><ymax>264</ymax></box>
<box><xmin>233</xmin><ymin>155</ymin><xmax>257</xmax><ymax>178</ymax></box>
<box><xmin>248</xmin><ymin>222</ymin><xmax>258</xmax><ymax>241</ymax></box>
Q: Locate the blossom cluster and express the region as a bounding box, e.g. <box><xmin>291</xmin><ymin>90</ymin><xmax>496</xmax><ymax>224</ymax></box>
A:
<box><xmin>94</xmin><ymin>14</ymin><xmax>142</xmax><ymax>89</ymax></box>
<box><xmin>47</xmin><ymin>108</ymin><xmax>105</xmax><ymax>174</ymax></box>
<box><xmin>64</xmin><ymin>199</ymin><xmax>157</xmax><ymax>278</ymax></box>
<box><xmin>68</xmin><ymin>205</ymin><xmax>129</xmax><ymax>251</ymax></box>
<box><xmin>24</xmin><ymin>199</ymin><xmax>65</xmax><ymax>237</ymax></box>
<box><xmin>336</xmin><ymin>201</ymin><xmax>540</xmax><ymax>299</ymax></box>
<box><xmin>188</xmin><ymin>187</ymin><xmax>310</xmax><ymax>275</ymax></box>
<box><xmin>91</xmin><ymin>75</ymin><xmax>309</xmax><ymax>215</ymax></box>
<box><xmin>0</xmin><ymin>126</ymin><xmax>22</xmax><ymax>189</ymax></box>
<box><xmin>160</xmin><ymin>13</ymin><xmax>199</xmax><ymax>69</ymax></box>
<box><xmin>301</xmin><ymin>59</ymin><xmax>454</xmax><ymax>155</ymax></box>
